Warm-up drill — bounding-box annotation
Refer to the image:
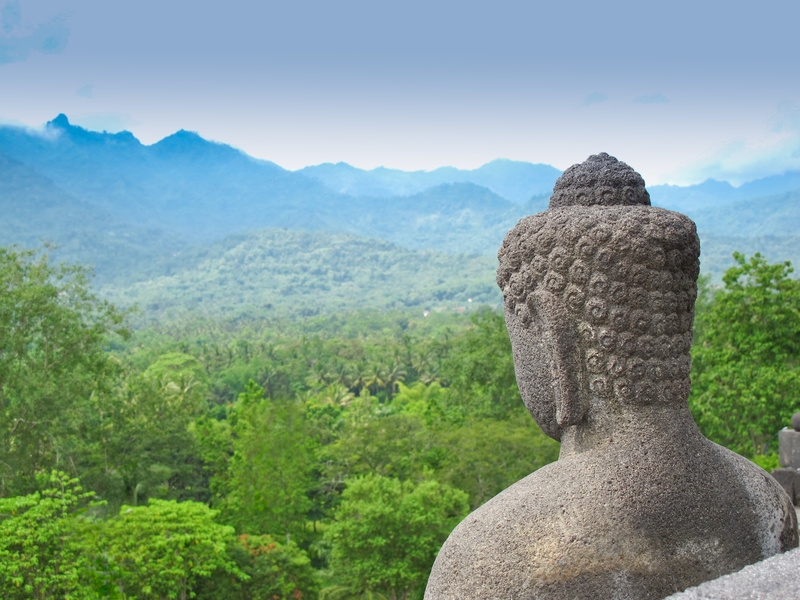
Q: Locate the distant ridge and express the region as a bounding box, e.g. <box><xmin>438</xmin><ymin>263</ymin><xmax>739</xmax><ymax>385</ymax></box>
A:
<box><xmin>100</xmin><ymin>228</ymin><xmax>500</xmax><ymax>323</ymax></box>
<box><xmin>649</xmin><ymin>175</ymin><xmax>800</xmax><ymax>212</ymax></box>
<box><xmin>47</xmin><ymin>113</ymin><xmax>141</xmax><ymax>146</ymax></box>
<box><xmin>0</xmin><ymin>152</ymin><xmax>184</xmax><ymax>284</ymax></box>
<box><xmin>691</xmin><ymin>189</ymin><xmax>800</xmax><ymax>237</ymax></box>
<box><xmin>299</xmin><ymin>159</ymin><xmax>562</xmax><ymax>204</ymax></box>
<box><xmin>0</xmin><ymin>114</ymin><xmax>797</xmax><ymax>311</ymax></box>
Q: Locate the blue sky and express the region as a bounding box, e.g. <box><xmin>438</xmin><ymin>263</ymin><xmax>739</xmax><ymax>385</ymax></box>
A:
<box><xmin>1</xmin><ymin>0</ymin><xmax>799</xmax><ymax>185</ymax></box>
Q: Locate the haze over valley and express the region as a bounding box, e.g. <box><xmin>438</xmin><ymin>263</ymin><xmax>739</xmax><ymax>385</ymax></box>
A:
<box><xmin>1</xmin><ymin>115</ymin><xmax>798</xmax><ymax>322</ymax></box>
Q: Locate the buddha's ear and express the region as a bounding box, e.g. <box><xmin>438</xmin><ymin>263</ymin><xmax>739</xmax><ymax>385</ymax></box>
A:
<box><xmin>552</xmin><ymin>336</ymin><xmax>586</xmax><ymax>427</ymax></box>
<box><xmin>533</xmin><ymin>289</ymin><xmax>587</xmax><ymax>428</ymax></box>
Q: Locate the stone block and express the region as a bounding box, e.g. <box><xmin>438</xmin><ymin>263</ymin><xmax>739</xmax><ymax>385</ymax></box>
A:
<box><xmin>771</xmin><ymin>468</ymin><xmax>798</xmax><ymax>505</ymax></box>
<box><xmin>779</xmin><ymin>428</ymin><xmax>800</xmax><ymax>468</ymax></box>
<box><xmin>664</xmin><ymin>547</ymin><xmax>800</xmax><ymax>599</ymax></box>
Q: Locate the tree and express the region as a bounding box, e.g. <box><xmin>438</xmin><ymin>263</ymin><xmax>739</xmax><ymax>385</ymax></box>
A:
<box><xmin>78</xmin><ymin>365</ymin><xmax>207</xmax><ymax>510</ymax></box>
<box><xmin>0</xmin><ymin>471</ymin><xmax>98</xmax><ymax>600</ymax></box>
<box><xmin>324</xmin><ymin>402</ymin><xmax>433</xmax><ymax>483</ymax></box>
<box><xmin>195</xmin><ymin>534</ymin><xmax>318</xmax><ymax>600</ymax></box>
<box><xmin>143</xmin><ymin>352</ymin><xmax>210</xmax><ymax>413</ymax></box>
<box><xmin>224</xmin><ymin>381</ymin><xmax>316</xmax><ymax>541</ymax></box>
<box><xmin>433</xmin><ymin>414</ymin><xmax>559</xmax><ymax>508</ymax></box>
<box><xmin>439</xmin><ymin>309</ymin><xmax>521</xmax><ymax>420</ymax></box>
<box><xmin>103</xmin><ymin>499</ymin><xmax>246</xmax><ymax>600</ymax></box>
<box><xmin>0</xmin><ymin>245</ymin><xmax>128</xmax><ymax>496</ymax></box>
<box><xmin>392</xmin><ymin>381</ymin><xmax>447</xmax><ymax>425</ymax></box>
<box><xmin>690</xmin><ymin>253</ymin><xmax>800</xmax><ymax>456</ymax></box>
<box><xmin>325</xmin><ymin>475</ymin><xmax>469</xmax><ymax>600</ymax></box>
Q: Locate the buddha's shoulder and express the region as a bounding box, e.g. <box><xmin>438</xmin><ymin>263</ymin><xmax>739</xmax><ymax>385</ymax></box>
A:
<box><xmin>425</xmin><ymin>458</ymin><xmax>681</xmax><ymax>599</ymax></box>
<box><xmin>426</xmin><ymin>447</ymin><xmax>798</xmax><ymax>599</ymax></box>
<box><xmin>430</xmin><ymin>460</ymin><xmax>591</xmax><ymax>568</ymax></box>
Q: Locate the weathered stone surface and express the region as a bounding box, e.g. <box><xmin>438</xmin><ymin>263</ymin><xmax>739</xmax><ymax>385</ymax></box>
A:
<box><xmin>771</xmin><ymin>468</ymin><xmax>799</xmax><ymax>504</ymax></box>
<box><xmin>663</xmin><ymin>547</ymin><xmax>800</xmax><ymax>600</ymax></box>
<box><xmin>791</xmin><ymin>411</ymin><xmax>800</xmax><ymax>432</ymax></box>
<box><xmin>779</xmin><ymin>428</ymin><xmax>800</xmax><ymax>468</ymax></box>
<box><xmin>424</xmin><ymin>154</ymin><xmax>799</xmax><ymax>600</ymax></box>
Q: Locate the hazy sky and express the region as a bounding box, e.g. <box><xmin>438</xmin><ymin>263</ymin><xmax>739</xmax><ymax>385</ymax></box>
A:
<box><xmin>1</xmin><ymin>0</ymin><xmax>799</xmax><ymax>185</ymax></box>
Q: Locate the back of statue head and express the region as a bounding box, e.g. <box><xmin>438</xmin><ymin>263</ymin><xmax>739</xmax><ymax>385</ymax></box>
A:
<box><xmin>497</xmin><ymin>153</ymin><xmax>700</xmax><ymax>440</ymax></box>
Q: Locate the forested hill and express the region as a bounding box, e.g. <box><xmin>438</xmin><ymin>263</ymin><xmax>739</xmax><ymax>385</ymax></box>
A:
<box><xmin>0</xmin><ymin>153</ymin><xmax>185</xmax><ymax>284</ymax></box>
<box><xmin>691</xmin><ymin>189</ymin><xmax>800</xmax><ymax>237</ymax></box>
<box><xmin>1</xmin><ymin>114</ymin><xmax>799</xmax><ymax>317</ymax></box>
<box><xmin>99</xmin><ymin>229</ymin><xmax>500</xmax><ymax>324</ymax></box>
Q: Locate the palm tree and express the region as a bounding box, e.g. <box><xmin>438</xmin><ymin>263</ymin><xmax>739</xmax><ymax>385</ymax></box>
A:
<box><xmin>363</xmin><ymin>361</ymin><xmax>387</xmax><ymax>397</ymax></box>
<box><xmin>319</xmin><ymin>382</ymin><xmax>356</xmax><ymax>407</ymax></box>
<box><xmin>384</xmin><ymin>361</ymin><xmax>407</xmax><ymax>400</ymax></box>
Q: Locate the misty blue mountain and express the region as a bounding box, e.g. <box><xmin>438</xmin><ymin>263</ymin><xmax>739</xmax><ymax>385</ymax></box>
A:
<box><xmin>1</xmin><ymin>114</ymin><xmax>798</xmax><ymax>318</ymax></box>
<box><xmin>298</xmin><ymin>159</ymin><xmax>562</xmax><ymax>204</ymax></box>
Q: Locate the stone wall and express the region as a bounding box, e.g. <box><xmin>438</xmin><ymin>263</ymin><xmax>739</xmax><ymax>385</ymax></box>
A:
<box><xmin>664</xmin><ymin>546</ymin><xmax>800</xmax><ymax>599</ymax></box>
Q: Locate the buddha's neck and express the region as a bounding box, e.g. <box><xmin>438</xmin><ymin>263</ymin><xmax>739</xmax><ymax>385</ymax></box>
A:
<box><xmin>558</xmin><ymin>402</ymin><xmax>703</xmax><ymax>458</ymax></box>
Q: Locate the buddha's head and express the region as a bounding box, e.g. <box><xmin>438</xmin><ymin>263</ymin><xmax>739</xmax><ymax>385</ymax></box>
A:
<box><xmin>497</xmin><ymin>154</ymin><xmax>700</xmax><ymax>441</ymax></box>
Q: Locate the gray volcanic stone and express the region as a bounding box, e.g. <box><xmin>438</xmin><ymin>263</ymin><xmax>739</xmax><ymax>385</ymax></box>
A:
<box><xmin>771</xmin><ymin>468</ymin><xmax>799</xmax><ymax>504</ymax></box>
<box><xmin>663</xmin><ymin>547</ymin><xmax>800</xmax><ymax>599</ymax></box>
<box><xmin>424</xmin><ymin>154</ymin><xmax>798</xmax><ymax>600</ymax></box>
<box><xmin>549</xmin><ymin>152</ymin><xmax>650</xmax><ymax>208</ymax></box>
<box><xmin>792</xmin><ymin>411</ymin><xmax>800</xmax><ymax>432</ymax></box>
<box><xmin>779</xmin><ymin>429</ymin><xmax>800</xmax><ymax>468</ymax></box>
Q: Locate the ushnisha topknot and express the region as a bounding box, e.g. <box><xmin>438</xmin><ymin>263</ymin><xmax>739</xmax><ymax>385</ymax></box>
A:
<box><xmin>550</xmin><ymin>152</ymin><xmax>650</xmax><ymax>208</ymax></box>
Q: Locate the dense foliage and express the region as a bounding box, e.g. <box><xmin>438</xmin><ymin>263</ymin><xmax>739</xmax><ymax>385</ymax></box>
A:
<box><xmin>324</xmin><ymin>476</ymin><xmax>469</xmax><ymax>600</ymax></box>
<box><xmin>1</xmin><ymin>245</ymin><xmax>796</xmax><ymax>599</ymax></box>
<box><xmin>689</xmin><ymin>253</ymin><xmax>800</xmax><ymax>456</ymax></box>
<box><xmin>0</xmin><ymin>246</ymin><xmax>128</xmax><ymax>497</ymax></box>
<box><xmin>99</xmin><ymin>229</ymin><xmax>500</xmax><ymax>325</ymax></box>
<box><xmin>0</xmin><ymin>472</ymin><xmax>97</xmax><ymax>600</ymax></box>
<box><xmin>0</xmin><ymin>246</ymin><xmax>559</xmax><ymax>599</ymax></box>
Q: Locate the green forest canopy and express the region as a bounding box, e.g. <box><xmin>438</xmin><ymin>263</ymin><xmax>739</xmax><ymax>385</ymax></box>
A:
<box><xmin>0</xmin><ymin>245</ymin><xmax>798</xmax><ymax>599</ymax></box>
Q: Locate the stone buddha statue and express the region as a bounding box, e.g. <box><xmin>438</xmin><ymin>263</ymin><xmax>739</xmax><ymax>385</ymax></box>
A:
<box><xmin>424</xmin><ymin>153</ymin><xmax>798</xmax><ymax>600</ymax></box>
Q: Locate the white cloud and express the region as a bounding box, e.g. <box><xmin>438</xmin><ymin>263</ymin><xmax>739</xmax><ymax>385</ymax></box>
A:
<box><xmin>580</xmin><ymin>92</ymin><xmax>608</xmax><ymax>107</ymax></box>
<box><xmin>673</xmin><ymin>102</ymin><xmax>800</xmax><ymax>185</ymax></box>
<box><xmin>0</xmin><ymin>2</ymin><xmax>69</xmax><ymax>65</ymax></box>
<box><xmin>0</xmin><ymin>118</ymin><xmax>62</xmax><ymax>141</ymax></box>
<box><xmin>1</xmin><ymin>1</ymin><xmax>20</xmax><ymax>33</ymax></box>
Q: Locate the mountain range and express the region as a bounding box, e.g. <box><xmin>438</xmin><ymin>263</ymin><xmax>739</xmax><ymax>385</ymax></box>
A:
<box><xmin>1</xmin><ymin>114</ymin><xmax>797</xmax><ymax>320</ymax></box>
